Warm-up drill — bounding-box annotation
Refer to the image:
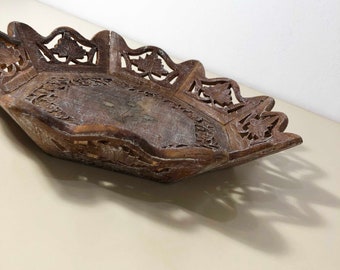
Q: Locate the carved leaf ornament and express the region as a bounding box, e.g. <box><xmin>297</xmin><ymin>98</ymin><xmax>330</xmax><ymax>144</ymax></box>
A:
<box><xmin>131</xmin><ymin>52</ymin><xmax>169</xmax><ymax>77</ymax></box>
<box><xmin>51</xmin><ymin>32</ymin><xmax>86</xmax><ymax>62</ymax></box>
<box><xmin>0</xmin><ymin>22</ymin><xmax>302</xmax><ymax>182</ymax></box>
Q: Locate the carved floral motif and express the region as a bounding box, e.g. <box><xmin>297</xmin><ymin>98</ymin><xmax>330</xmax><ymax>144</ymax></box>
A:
<box><xmin>71</xmin><ymin>77</ymin><xmax>112</xmax><ymax>87</ymax></box>
<box><xmin>26</xmin><ymin>76</ymin><xmax>219</xmax><ymax>150</ymax></box>
<box><xmin>26</xmin><ymin>77</ymin><xmax>115</xmax><ymax>121</ymax></box>
<box><xmin>188</xmin><ymin>79</ymin><xmax>245</xmax><ymax>113</ymax></box>
<box><xmin>0</xmin><ymin>40</ymin><xmax>30</xmax><ymax>82</ymax></box>
<box><xmin>130</xmin><ymin>52</ymin><xmax>169</xmax><ymax>77</ymax></box>
<box><xmin>50</xmin><ymin>33</ymin><xmax>87</xmax><ymax>63</ymax></box>
<box><xmin>121</xmin><ymin>47</ymin><xmax>179</xmax><ymax>88</ymax></box>
<box><xmin>0</xmin><ymin>43</ymin><xmax>20</xmax><ymax>66</ymax></box>
<box><xmin>237</xmin><ymin>113</ymin><xmax>279</xmax><ymax>145</ymax></box>
<box><xmin>38</xmin><ymin>30</ymin><xmax>97</xmax><ymax>65</ymax></box>
<box><xmin>0</xmin><ymin>23</ymin><xmax>302</xmax><ymax>182</ymax></box>
<box><xmin>26</xmin><ymin>77</ymin><xmax>72</xmax><ymax>121</ymax></box>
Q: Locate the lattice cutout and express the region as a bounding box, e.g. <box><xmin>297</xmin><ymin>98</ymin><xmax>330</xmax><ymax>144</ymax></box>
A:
<box><xmin>120</xmin><ymin>47</ymin><xmax>179</xmax><ymax>87</ymax></box>
<box><xmin>188</xmin><ymin>78</ymin><xmax>245</xmax><ymax>113</ymax></box>
<box><xmin>233</xmin><ymin>108</ymin><xmax>289</xmax><ymax>148</ymax></box>
<box><xmin>37</xmin><ymin>30</ymin><xmax>98</xmax><ymax>65</ymax></box>
<box><xmin>0</xmin><ymin>35</ymin><xmax>30</xmax><ymax>83</ymax></box>
<box><xmin>0</xmin><ymin>23</ymin><xmax>303</xmax><ymax>182</ymax></box>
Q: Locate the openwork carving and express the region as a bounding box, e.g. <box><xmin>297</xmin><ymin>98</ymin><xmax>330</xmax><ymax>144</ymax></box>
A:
<box><xmin>71</xmin><ymin>77</ymin><xmax>112</xmax><ymax>87</ymax></box>
<box><xmin>237</xmin><ymin>112</ymin><xmax>281</xmax><ymax>145</ymax></box>
<box><xmin>37</xmin><ymin>29</ymin><xmax>97</xmax><ymax>65</ymax></box>
<box><xmin>0</xmin><ymin>33</ymin><xmax>31</xmax><ymax>85</ymax></box>
<box><xmin>120</xmin><ymin>47</ymin><xmax>180</xmax><ymax>88</ymax></box>
<box><xmin>26</xmin><ymin>77</ymin><xmax>72</xmax><ymax>121</ymax></box>
<box><xmin>28</xmin><ymin>76</ymin><xmax>220</xmax><ymax>150</ymax></box>
<box><xmin>26</xmin><ymin>76</ymin><xmax>115</xmax><ymax>120</ymax></box>
<box><xmin>188</xmin><ymin>77</ymin><xmax>245</xmax><ymax>113</ymax></box>
<box><xmin>0</xmin><ymin>22</ymin><xmax>302</xmax><ymax>182</ymax></box>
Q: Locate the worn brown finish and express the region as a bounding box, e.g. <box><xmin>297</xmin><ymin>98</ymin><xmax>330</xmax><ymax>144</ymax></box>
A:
<box><xmin>0</xmin><ymin>22</ymin><xmax>302</xmax><ymax>182</ymax></box>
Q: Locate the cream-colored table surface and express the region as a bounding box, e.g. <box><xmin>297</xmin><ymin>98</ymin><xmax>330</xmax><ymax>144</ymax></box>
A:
<box><xmin>1</xmin><ymin>1</ymin><xmax>339</xmax><ymax>270</ymax></box>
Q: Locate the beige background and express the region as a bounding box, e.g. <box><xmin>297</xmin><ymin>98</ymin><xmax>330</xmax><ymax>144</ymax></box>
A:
<box><xmin>1</xmin><ymin>1</ymin><xmax>339</xmax><ymax>269</ymax></box>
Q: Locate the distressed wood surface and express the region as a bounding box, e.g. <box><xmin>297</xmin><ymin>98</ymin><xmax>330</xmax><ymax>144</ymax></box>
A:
<box><xmin>0</xmin><ymin>22</ymin><xmax>302</xmax><ymax>182</ymax></box>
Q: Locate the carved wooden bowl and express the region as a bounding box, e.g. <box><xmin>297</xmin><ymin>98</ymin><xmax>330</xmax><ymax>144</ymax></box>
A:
<box><xmin>0</xmin><ymin>22</ymin><xmax>302</xmax><ymax>182</ymax></box>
